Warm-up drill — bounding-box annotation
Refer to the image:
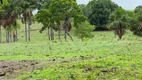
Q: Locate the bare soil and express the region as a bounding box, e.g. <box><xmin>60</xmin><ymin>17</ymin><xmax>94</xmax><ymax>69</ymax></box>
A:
<box><xmin>0</xmin><ymin>56</ymin><xmax>95</xmax><ymax>80</ymax></box>
<box><xmin>0</xmin><ymin>60</ymin><xmax>44</xmax><ymax>80</ymax></box>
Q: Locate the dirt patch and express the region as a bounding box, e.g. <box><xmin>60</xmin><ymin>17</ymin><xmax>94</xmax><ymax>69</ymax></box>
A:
<box><xmin>0</xmin><ymin>60</ymin><xmax>44</xmax><ymax>80</ymax></box>
<box><xmin>0</xmin><ymin>56</ymin><xmax>96</xmax><ymax>80</ymax></box>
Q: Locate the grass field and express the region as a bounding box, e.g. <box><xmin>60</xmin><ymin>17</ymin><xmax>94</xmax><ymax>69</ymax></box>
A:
<box><xmin>0</xmin><ymin>22</ymin><xmax>142</xmax><ymax>80</ymax></box>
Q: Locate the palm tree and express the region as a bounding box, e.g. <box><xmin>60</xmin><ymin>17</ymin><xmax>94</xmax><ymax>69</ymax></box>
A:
<box><xmin>109</xmin><ymin>21</ymin><xmax>126</xmax><ymax>40</ymax></box>
<box><xmin>17</xmin><ymin>0</ymin><xmax>36</xmax><ymax>42</ymax></box>
<box><xmin>0</xmin><ymin>0</ymin><xmax>19</xmax><ymax>43</ymax></box>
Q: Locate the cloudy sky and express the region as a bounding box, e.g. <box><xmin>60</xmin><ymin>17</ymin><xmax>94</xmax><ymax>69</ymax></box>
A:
<box><xmin>77</xmin><ymin>0</ymin><xmax>142</xmax><ymax>10</ymax></box>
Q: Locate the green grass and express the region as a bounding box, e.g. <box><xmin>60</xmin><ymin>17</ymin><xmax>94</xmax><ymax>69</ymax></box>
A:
<box><xmin>17</xmin><ymin>40</ymin><xmax>142</xmax><ymax>80</ymax></box>
<box><xmin>0</xmin><ymin>22</ymin><xmax>142</xmax><ymax>80</ymax></box>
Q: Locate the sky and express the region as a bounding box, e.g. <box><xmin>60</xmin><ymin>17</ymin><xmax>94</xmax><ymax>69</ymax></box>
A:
<box><xmin>77</xmin><ymin>0</ymin><xmax>142</xmax><ymax>10</ymax></box>
<box><xmin>33</xmin><ymin>0</ymin><xmax>142</xmax><ymax>14</ymax></box>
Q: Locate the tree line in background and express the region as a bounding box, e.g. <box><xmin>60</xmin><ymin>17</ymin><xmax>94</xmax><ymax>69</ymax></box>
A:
<box><xmin>0</xmin><ymin>0</ymin><xmax>142</xmax><ymax>43</ymax></box>
<box><xmin>80</xmin><ymin>0</ymin><xmax>142</xmax><ymax>40</ymax></box>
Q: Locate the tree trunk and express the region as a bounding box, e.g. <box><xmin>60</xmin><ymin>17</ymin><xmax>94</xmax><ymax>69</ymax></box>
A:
<box><xmin>64</xmin><ymin>28</ymin><xmax>67</xmax><ymax>41</ymax></box>
<box><xmin>0</xmin><ymin>26</ymin><xmax>2</xmax><ymax>43</ymax></box>
<box><xmin>28</xmin><ymin>18</ymin><xmax>31</xmax><ymax>42</ymax></box>
<box><xmin>15</xmin><ymin>28</ymin><xmax>18</xmax><ymax>41</ymax></box>
<box><xmin>64</xmin><ymin>17</ymin><xmax>69</xmax><ymax>41</ymax></box>
<box><xmin>9</xmin><ymin>30</ymin><xmax>12</xmax><ymax>43</ymax></box>
<box><xmin>6</xmin><ymin>30</ymin><xmax>8</xmax><ymax>43</ymax></box>
<box><xmin>119</xmin><ymin>35</ymin><xmax>122</xmax><ymax>40</ymax></box>
<box><xmin>13</xmin><ymin>31</ymin><xmax>16</xmax><ymax>42</ymax></box>
<box><xmin>64</xmin><ymin>22</ymin><xmax>67</xmax><ymax>41</ymax></box>
<box><xmin>66</xmin><ymin>32</ymin><xmax>73</xmax><ymax>41</ymax></box>
<box><xmin>47</xmin><ymin>27</ymin><xmax>51</xmax><ymax>40</ymax></box>
<box><xmin>25</xmin><ymin>21</ymin><xmax>28</xmax><ymax>42</ymax></box>
<box><xmin>6</xmin><ymin>29</ymin><xmax>9</xmax><ymax>43</ymax></box>
<box><xmin>118</xmin><ymin>30</ymin><xmax>123</xmax><ymax>40</ymax></box>
<box><xmin>58</xmin><ymin>26</ymin><xmax>61</xmax><ymax>41</ymax></box>
<box><xmin>50</xmin><ymin>27</ymin><xmax>54</xmax><ymax>40</ymax></box>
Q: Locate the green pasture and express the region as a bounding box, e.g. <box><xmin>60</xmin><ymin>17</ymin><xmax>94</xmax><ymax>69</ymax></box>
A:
<box><xmin>0</xmin><ymin>23</ymin><xmax>142</xmax><ymax>80</ymax></box>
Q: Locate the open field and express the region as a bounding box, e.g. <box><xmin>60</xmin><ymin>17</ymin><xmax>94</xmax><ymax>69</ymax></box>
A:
<box><xmin>0</xmin><ymin>23</ymin><xmax>142</xmax><ymax>80</ymax></box>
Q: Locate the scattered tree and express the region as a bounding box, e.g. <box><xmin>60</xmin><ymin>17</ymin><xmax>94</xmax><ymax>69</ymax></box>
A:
<box><xmin>109</xmin><ymin>21</ymin><xmax>126</xmax><ymax>40</ymax></box>
<box><xmin>109</xmin><ymin>8</ymin><xmax>131</xmax><ymax>40</ymax></box>
<box><xmin>16</xmin><ymin>0</ymin><xmax>37</xmax><ymax>42</ymax></box>
<box><xmin>36</xmin><ymin>0</ymin><xmax>86</xmax><ymax>41</ymax></box>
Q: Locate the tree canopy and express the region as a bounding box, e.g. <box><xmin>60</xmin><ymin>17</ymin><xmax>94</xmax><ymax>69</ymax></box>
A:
<box><xmin>129</xmin><ymin>5</ymin><xmax>142</xmax><ymax>37</ymax></box>
<box><xmin>87</xmin><ymin>0</ymin><xmax>118</xmax><ymax>30</ymax></box>
<box><xmin>36</xmin><ymin>0</ymin><xmax>86</xmax><ymax>41</ymax></box>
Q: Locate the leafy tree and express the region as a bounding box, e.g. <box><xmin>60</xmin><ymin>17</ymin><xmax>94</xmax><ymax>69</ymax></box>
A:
<box><xmin>109</xmin><ymin>8</ymin><xmax>126</xmax><ymax>22</ymax></box>
<box><xmin>0</xmin><ymin>0</ymin><xmax>8</xmax><ymax>6</ymax></box>
<box><xmin>134</xmin><ymin>5</ymin><xmax>142</xmax><ymax>14</ymax></box>
<box><xmin>36</xmin><ymin>0</ymin><xmax>86</xmax><ymax>41</ymax></box>
<box><xmin>87</xmin><ymin>0</ymin><xmax>118</xmax><ymax>31</ymax></box>
<box><xmin>50</xmin><ymin>0</ymin><xmax>86</xmax><ymax>41</ymax></box>
<box><xmin>134</xmin><ymin>6</ymin><xmax>142</xmax><ymax>23</ymax></box>
<box><xmin>79</xmin><ymin>4</ymin><xmax>88</xmax><ymax>17</ymax></box>
<box><xmin>36</xmin><ymin>9</ymin><xmax>55</xmax><ymax>40</ymax></box>
<box><xmin>129</xmin><ymin>19</ymin><xmax>141</xmax><ymax>36</ymax></box>
<box><xmin>74</xmin><ymin>21</ymin><xmax>94</xmax><ymax>41</ymax></box>
<box><xmin>36</xmin><ymin>0</ymin><xmax>51</xmax><ymax>10</ymax></box>
<box><xmin>130</xmin><ymin>6</ymin><xmax>142</xmax><ymax>36</ymax></box>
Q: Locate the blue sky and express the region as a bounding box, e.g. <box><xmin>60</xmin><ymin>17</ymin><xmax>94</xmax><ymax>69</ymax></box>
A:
<box><xmin>77</xmin><ymin>0</ymin><xmax>142</xmax><ymax>10</ymax></box>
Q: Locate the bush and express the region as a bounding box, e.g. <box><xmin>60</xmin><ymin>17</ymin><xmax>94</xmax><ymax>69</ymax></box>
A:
<box><xmin>74</xmin><ymin>21</ymin><xmax>94</xmax><ymax>41</ymax></box>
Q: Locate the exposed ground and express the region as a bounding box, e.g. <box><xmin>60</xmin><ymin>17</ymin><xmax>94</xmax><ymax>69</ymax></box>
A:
<box><xmin>0</xmin><ymin>55</ymin><xmax>95</xmax><ymax>79</ymax></box>
<box><xmin>0</xmin><ymin>60</ymin><xmax>40</xmax><ymax>79</ymax></box>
